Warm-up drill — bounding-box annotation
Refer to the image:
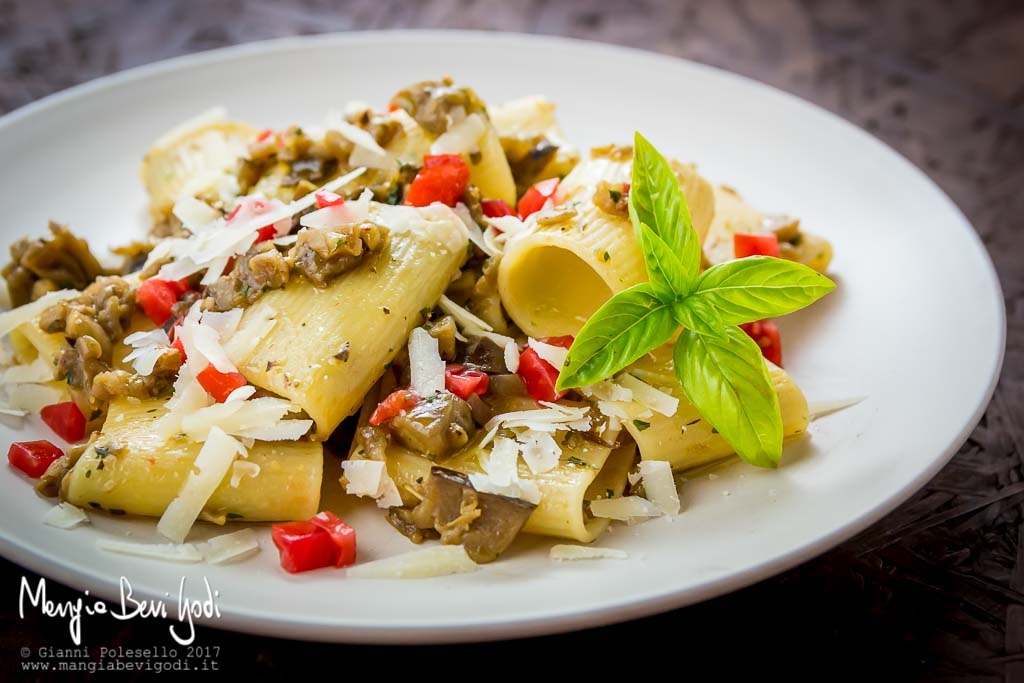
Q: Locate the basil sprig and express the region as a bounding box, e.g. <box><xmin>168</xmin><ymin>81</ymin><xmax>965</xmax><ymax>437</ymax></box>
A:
<box><xmin>556</xmin><ymin>132</ymin><xmax>835</xmax><ymax>467</ymax></box>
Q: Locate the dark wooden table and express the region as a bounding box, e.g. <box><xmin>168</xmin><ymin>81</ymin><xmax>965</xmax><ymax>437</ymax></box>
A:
<box><xmin>2</xmin><ymin>1</ymin><xmax>1021</xmax><ymax>680</ymax></box>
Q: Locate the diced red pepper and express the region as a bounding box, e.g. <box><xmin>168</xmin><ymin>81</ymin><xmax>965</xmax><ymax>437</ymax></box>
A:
<box><xmin>388</xmin><ymin>103</ymin><xmax>401</xmax><ymax>113</ymax></box>
<box><xmin>256</xmin><ymin>128</ymin><xmax>273</xmax><ymax>143</ymax></box>
<box><xmin>309</xmin><ymin>511</ymin><xmax>357</xmax><ymax>568</ymax></box>
<box><xmin>481</xmin><ymin>199</ymin><xmax>515</xmax><ymax>218</ymax></box>
<box><xmin>741</xmin><ymin>320</ymin><xmax>783</xmax><ymax>367</ymax></box>
<box><xmin>171</xmin><ymin>335</ymin><xmax>187</xmax><ymax>362</ymax></box>
<box><xmin>40</xmin><ymin>402</ymin><xmax>86</xmax><ymax>443</ymax></box>
<box><xmin>254</xmin><ymin>225</ymin><xmax>277</xmax><ymax>243</ymax></box>
<box><xmin>369</xmin><ymin>389</ymin><xmax>420</xmax><ymax>426</ymax></box>
<box><xmin>517</xmin><ymin>178</ymin><xmax>560</xmax><ymax>218</ymax></box>
<box><xmin>196</xmin><ymin>365</ymin><xmax>248</xmax><ymax>403</ymax></box>
<box><xmin>733</xmin><ymin>233</ymin><xmax>780</xmax><ymax>259</ymax></box>
<box><xmin>314</xmin><ymin>190</ymin><xmax>346</xmax><ymax>209</ymax></box>
<box><xmin>8</xmin><ymin>440</ymin><xmax>63</xmax><ymax>479</ymax></box>
<box><xmin>271</xmin><ymin>521</ymin><xmax>338</xmax><ymax>574</ymax></box>
<box><xmin>516</xmin><ymin>336</ymin><xmax>573</xmax><ymax>404</ymax></box>
<box><xmin>444</xmin><ymin>364</ymin><xmax>490</xmax><ymax>400</ymax></box>
<box><xmin>137</xmin><ymin>278</ymin><xmax>190</xmax><ymax>326</ymax></box>
<box><xmin>403</xmin><ymin>155</ymin><xmax>470</xmax><ymax>207</ymax></box>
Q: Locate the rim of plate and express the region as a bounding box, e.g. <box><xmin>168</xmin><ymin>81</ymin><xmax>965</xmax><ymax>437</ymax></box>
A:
<box><xmin>0</xmin><ymin>30</ymin><xmax>1006</xmax><ymax>644</ymax></box>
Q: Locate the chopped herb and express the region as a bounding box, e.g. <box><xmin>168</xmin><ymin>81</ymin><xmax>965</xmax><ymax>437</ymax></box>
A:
<box><xmin>606</xmin><ymin>488</ymin><xmax>615</xmax><ymax>498</ymax></box>
<box><xmin>96</xmin><ymin>460</ymin><xmax>105</xmax><ymax>471</ymax></box>
<box><xmin>334</xmin><ymin>342</ymin><xmax>351</xmax><ymax>362</ymax></box>
<box><xmin>382</xmin><ymin>306</ymin><xmax>391</xmax><ymax>315</ymax></box>
<box><xmin>266</xmin><ymin>361</ymin><xmax>276</xmax><ymax>371</ymax></box>
<box><xmin>94</xmin><ymin>445</ymin><xmax>112</xmax><ymax>457</ymax></box>
<box><xmin>146</xmin><ymin>408</ymin><xmax>158</xmax><ymax>413</ymax></box>
<box><xmin>567</xmin><ymin>456</ymin><xmax>590</xmax><ymax>467</ymax></box>
<box><xmin>226</xmin><ymin>512</ymin><xmax>244</xmax><ymax>520</ymax></box>
<box><xmin>419</xmin><ymin>307</ymin><xmax>432</xmax><ymax>321</ymax></box>
<box><xmin>84</xmin><ymin>470</ymin><xmax>92</xmax><ymax>478</ymax></box>
<box><xmin>685</xmin><ymin>418</ymin><xmax>701</xmax><ymax>426</ymax></box>
<box><xmin>602</xmin><ymin>251</ymin><xmax>611</xmax><ymax>262</ymax></box>
<box><xmin>710</xmin><ymin>427</ymin><xmax>719</xmax><ymax>434</ymax></box>
<box><xmin>633</xmin><ymin>419</ymin><xmax>651</xmax><ymax>432</ymax></box>
<box><xmin>609</xmin><ymin>189</ymin><xmax>622</xmax><ymax>203</ymax></box>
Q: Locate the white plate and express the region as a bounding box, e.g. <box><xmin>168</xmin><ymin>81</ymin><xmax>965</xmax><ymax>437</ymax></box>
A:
<box><xmin>0</xmin><ymin>31</ymin><xmax>1004</xmax><ymax>643</ymax></box>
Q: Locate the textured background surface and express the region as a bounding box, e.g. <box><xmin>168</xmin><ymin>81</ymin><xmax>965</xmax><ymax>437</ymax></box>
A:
<box><xmin>1</xmin><ymin>0</ymin><xmax>1021</xmax><ymax>679</ymax></box>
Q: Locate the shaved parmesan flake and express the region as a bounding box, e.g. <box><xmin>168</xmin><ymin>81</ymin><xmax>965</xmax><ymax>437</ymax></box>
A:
<box><xmin>201</xmin><ymin>528</ymin><xmax>260</xmax><ymax>564</ymax></box>
<box><xmin>518</xmin><ymin>429</ymin><xmax>560</xmax><ymax>474</ymax></box>
<box><xmin>528</xmin><ymin>338</ymin><xmax>569</xmax><ymax>370</ymax></box>
<box><xmin>173</xmin><ymin>196</ymin><xmax>219</xmax><ymax>231</ymax></box>
<box><xmin>0</xmin><ymin>357</ymin><xmax>55</xmax><ymax>384</ymax></box>
<box><xmin>638</xmin><ymin>460</ymin><xmax>680</xmax><ymax>515</ymax></box>
<box><xmin>229</xmin><ymin>460</ymin><xmax>260</xmax><ymax>488</ymax></box>
<box><xmin>580</xmin><ymin>380</ymin><xmax>633</xmax><ymax>403</ymax></box>
<box><xmin>6</xmin><ymin>383</ymin><xmax>66</xmax><ymax>413</ymax></box>
<box><xmin>589</xmin><ymin>495</ymin><xmax>663</xmax><ymax>521</ymax></box>
<box><xmin>96</xmin><ymin>539</ymin><xmax>203</xmax><ymax>563</ymax></box>
<box><xmin>438</xmin><ymin>295</ymin><xmax>493</xmax><ymax>332</ymax></box>
<box><xmin>183</xmin><ymin>321</ymin><xmax>236</xmax><ymax>373</ymax></box>
<box><xmin>342</xmin><ymin>460</ymin><xmax>402</xmax><ymax>507</ymax></box>
<box><xmin>453</xmin><ymin>203</ymin><xmax>495</xmax><ymax>256</ymax></box>
<box><xmin>224</xmin><ymin>385</ymin><xmax>256</xmax><ymax>403</ymax></box>
<box><xmin>200</xmin><ymin>309</ymin><xmax>243</xmax><ymax>339</ymax></box>
<box><xmin>504</xmin><ymin>341</ymin><xmax>520</xmax><ymax>373</ymax></box>
<box><xmin>550</xmin><ymin>545</ymin><xmax>628</xmax><ymax>561</ymax></box>
<box><xmin>0</xmin><ymin>407</ymin><xmax>27</xmax><ymax>417</ymax></box>
<box><xmin>488</xmin><ymin>214</ymin><xmax>527</xmax><ymax>236</ymax></box>
<box><xmin>347</xmin><ymin>545</ymin><xmax>478</xmax><ymax>580</ymax></box>
<box><xmin>483</xmin><ymin>406</ymin><xmax>590</xmax><ymax>433</ymax></box>
<box><xmin>157</xmin><ymin>379</ymin><xmax>212</xmax><ymax>439</ymax></box>
<box><xmin>617</xmin><ymin>373</ymin><xmax>679</xmax><ymax>417</ymax></box>
<box><xmin>376</xmin><ymin>477</ymin><xmax>404</xmax><ymax>509</ymax></box>
<box><xmin>234</xmin><ymin>419</ymin><xmax>312</xmax><ymax>441</ymax></box>
<box><xmin>0</xmin><ymin>289</ymin><xmax>78</xmax><ymax>338</ymax></box>
<box><xmin>124</xmin><ymin>328</ymin><xmax>170</xmax><ymax>348</ymax></box>
<box><xmin>469</xmin><ymin>472</ymin><xmax>543</xmax><ymax>505</ymax></box>
<box><xmin>431</xmin><ymin>113</ymin><xmax>486</xmax><ymax>155</ymax></box>
<box><xmin>224</xmin><ymin>306</ymin><xmax>277</xmax><ymax>365</ymax></box>
<box><xmin>408</xmin><ymin>327</ymin><xmax>445</xmax><ymax>396</ymax></box>
<box><xmin>483</xmin><ymin>436</ymin><xmax>520</xmax><ymax>486</ymax></box>
<box><xmin>157</xmin><ymin>427</ymin><xmax>244</xmax><ymax>543</ymax></box>
<box><xmin>333</xmin><ymin>121</ymin><xmax>392</xmax><ymax>170</ymax></box>
<box><xmin>180</xmin><ymin>397</ymin><xmax>299</xmax><ymax>441</ymax></box>
<box><xmin>43</xmin><ymin>503</ymin><xmax>89</xmax><ymax>530</ymax></box>
<box><xmin>124</xmin><ymin>346</ymin><xmax>170</xmax><ymax>377</ymax></box>
<box><xmin>597</xmin><ymin>401</ymin><xmax>631</xmax><ymax>419</ymax></box>
<box><xmin>809</xmin><ymin>396</ymin><xmax>866</xmax><ymax>420</ymax></box>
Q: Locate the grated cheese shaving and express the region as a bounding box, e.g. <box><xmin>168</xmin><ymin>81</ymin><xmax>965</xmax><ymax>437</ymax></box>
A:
<box><xmin>550</xmin><ymin>544</ymin><xmax>628</xmax><ymax>561</ymax></box>
<box><xmin>157</xmin><ymin>427</ymin><xmax>245</xmax><ymax>543</ymax></box>
<box><xmin>408</xmin><ymin>327</ymin><xmax>445</xmax><ymax>396</ymax></box>
<box><xmin>96</xmin><ymin>539</ymin><xmax>203</xmax><ymax>563</ymax></box>
<box><xmin>201</xmin><ymin>528</ymin><xmax>260</xmax><ymax>564</ymax></box>
<box><xmin>229</xmin><ymin>460</ymin><xmax>260</xmax><ymax>488</ymax></box>
<box><xmin>438</xmin><ymin>295</ymin><xmax>494</xmax><ymax>332</ymax></box>
<box><xmin>617</xmin><ymin>373</ymin><xmax>679</xmax><ymax>417</ymax></box>
<box><xmin>342</xmin><ymin>460</ymin><xmax>403</xmax><ymax>508</ymax></box>
<box><xmin>637</xmin><ymin>460</ymin><xmax>680</xmax><ymax>515</ymax></box>
<box><xmin>589</xmin><ymin>495</ymin><xmax>663</xmax><ymax>521</ymax></box>
<box><xmin>430</xmin><ymin>113</ymin><xmax>486</xmax><ymax>155</ymax></box>
<box><xmin>346</xmin><ymin>545</ymin><xmax>478</xmax><ymax>580</ymax></box>
<box><xmin>517</xmin><ymin>429</ymin><xmax>560</xmax><ymax>474</ymax></box>
<box><xmin>528</xmin><ymin>338</ymin><xmax>569</xmax><ymax>370</ymax></box>
<box><xmin>43</xmin><ymin>503</ymin><xmax>89</xmax><ymax>530</ymax></box>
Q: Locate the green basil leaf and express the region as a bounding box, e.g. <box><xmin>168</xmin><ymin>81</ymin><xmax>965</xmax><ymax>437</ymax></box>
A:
<box><xmin>629</xmin><ymin>132</ymin><xmax>700</xmax><ymax>289</ymax></box>
<box><xmin>556</xmin><ymin>283</ymin><xmax>678</xmax><ymax>391</ymax></box>
<box><xmin>674</xmin><ymin>326</ymin><xmax>782</xmax><ymax>467</ymax></box>
<box><xmin>638</xmin><ymin>222</ymin><xmax>689</xmax><ymax>299</ymax></box>
<box><xmin>693</xmin><ymin>256</ymin><xmax>836</xmax><ymax>325</ymax></box>
<box><xmin>673</xmin><ymin>296</ymin><xmax>727</xmax><ymax>339</ymax></box>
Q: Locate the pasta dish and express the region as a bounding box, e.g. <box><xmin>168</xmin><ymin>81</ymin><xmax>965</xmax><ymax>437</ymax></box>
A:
<box><xmin>0</xmin><ymin>79</ymin><xmax>835</xmax><ymax>576</ymax></box>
